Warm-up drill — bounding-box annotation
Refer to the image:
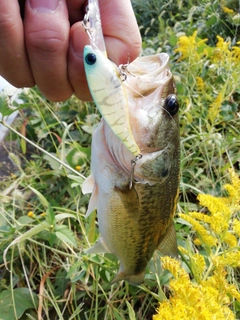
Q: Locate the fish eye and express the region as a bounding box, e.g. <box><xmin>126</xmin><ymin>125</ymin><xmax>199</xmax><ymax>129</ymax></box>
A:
<box><xmin>163</xmin><ymin>94</ymin><xmax>179</xmax><ymax>116</ymax></box>
<box><xmin>85</xmin><ymin>53</ymin><xmax>97</xmax><ymax>65</ymax></box>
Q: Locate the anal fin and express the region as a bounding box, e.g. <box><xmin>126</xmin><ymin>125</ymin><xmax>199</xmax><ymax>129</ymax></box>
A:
<box><xmin>85</xmin><ymin>237</ymin><xmax>111</xmax><ymax>254</ymax></box>
<box><xmin>111</xmin><ymin>270</ymin><xmax>145</xmax><ymax>286</ymax></box>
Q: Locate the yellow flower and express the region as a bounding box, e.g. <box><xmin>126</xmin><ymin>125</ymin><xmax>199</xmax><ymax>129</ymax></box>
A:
<box><xmin>222</xmin><ymin>6</ymin><xmax>234</xmax><ymax>14</ymax></box>
<box><xmin>154</xmin><ymin>170</ymin><xmax>240</xmax><ymax>320</ymax></box>
<box><xmin>75</xmin><ymin>165</ymin><xmax>82</xmax><ymax>171</ymax></box>
<box><xmin>196</xmin><ymin>76</ymin><xmax>205</xmax><ymax>92</ymax></box>
<box><xmin>27</xmin><ymin>211</ymin><xmax>36</xmax><ymax>218</ymax></box>
<box><xmin>178</xmin><ymin>246</ymin><xmax>188</xmax><ymax>255</ymax></box>
<box><xmin>40</xmin><ymin>212</ymin><xmax>46</xmax><ymax>217</ymax></box>
<box><xmin>232</xmin><ymin>45</ymin><xmax>240</xmax><ymax>61</ymax></box>
<box><xmin>179</xmin><ymin>213</ymin><xmax>217</xmax><ymax>247</ymax></box>
<box><xmin>225</xmin><ymin>169</ymin><xmax>240</xmax><ymax>205</ymax></box>
<box><xmin>194</xmin><ymin>238</ymin><xmax>202</xmax><ymax>246</ymax></box>
<box><xmin>179</xmin><ymin>247</ymin><xmax>206</xmax><ymax>282</ymax></box>
<box><xmin>153</xmin><ymin>257</ymin><xmax>236</xmax><ymax>320</ymax></box>
<box><xmin>208</xmin><ymin>92</ymin><xmax>224</xmax><ymax>123</ymax></box>
<box><xmin>188</xmin><ymin>211</ymin><xmax>212</xmax><ymax>224</ymax></box>
<box><xmin>161</xmin><ymin>256</ymin><xmax>186</xmax><ymax>279</ymax></box>
<box><xmin>223</xmin><ymin>232</ymin><xmax>237</xmax><ymax>247</ymax></box>
<box><xmin>212</xmin><ymin>36</ymin><xmax>231</xmax><ymax>62</ymax></box>
<box><xmin>214</xmin><ymin>251</ymin><xmax>240</xmax><ymax>268</ymax></box>
<box><xmin>191</xmin><ymin>253</ymin><xmax>206</xmax><ymax>276</ymax></box>
<box><xmin>175</xmin><ymin>31</ymin><xmax>208</xmax><ymax>61</ymax></box>
<box><xmin>233</xmin><ymin>219</ymin><xmax>240</xmax><ymax>237</ymax></box>
<box><xmin>202</xmin><ymin>266</ymin><xmax>240</xmax><ymax>303</ymax></box>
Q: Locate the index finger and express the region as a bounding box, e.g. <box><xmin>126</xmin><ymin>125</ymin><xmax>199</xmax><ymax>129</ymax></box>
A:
<box><xmin>68</xmin><ymin>0</ymin><xmax>142</xmax><ymax>101</ymax></box>
<box><xmin>101</xmin><ymin>0</ymin><xmax>142</xmax><ymax>64</ymax></box>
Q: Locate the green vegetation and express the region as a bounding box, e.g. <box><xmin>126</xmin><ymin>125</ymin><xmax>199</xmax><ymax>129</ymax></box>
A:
<box><xmin>0</xmin><ymin>0</ymin><xmax>239</xmax><ymax>319</ymax></box>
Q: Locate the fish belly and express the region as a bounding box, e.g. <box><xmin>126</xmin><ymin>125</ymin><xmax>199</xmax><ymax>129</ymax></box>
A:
<box><xmin>86</xmin><ymin>119</ymin><xmax>179</xmax><ymax>285</ymax></box>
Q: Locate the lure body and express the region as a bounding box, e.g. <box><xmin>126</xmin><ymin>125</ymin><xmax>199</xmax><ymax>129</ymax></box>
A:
<box><xmin>84</xmin><ymin>45</ymin><xmax>140</xmax><ymax>156</ymax></box>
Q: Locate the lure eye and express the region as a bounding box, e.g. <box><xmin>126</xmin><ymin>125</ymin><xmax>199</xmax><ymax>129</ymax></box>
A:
<box><xmin>163</xmin><ymin>94</ymin><xmax>179</xmax><ymax>116</ymax></box>
<box><xmin>85</xmin><ymin>53</ymin><xmax>97</xmax><ymax>65</ymax></box>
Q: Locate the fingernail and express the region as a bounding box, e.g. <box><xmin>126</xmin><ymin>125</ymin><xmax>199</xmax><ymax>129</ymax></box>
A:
<box><xmin>29</xmin><ymin>0</ymin><xmax>59</xmax><ymax>12</ymax></box>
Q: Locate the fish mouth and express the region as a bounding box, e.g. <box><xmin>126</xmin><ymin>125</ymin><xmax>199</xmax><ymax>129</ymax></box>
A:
<box><xmin>125</xmin><ymin>53</ymin><xmax>173</xmax><ymax>98</ymax></box>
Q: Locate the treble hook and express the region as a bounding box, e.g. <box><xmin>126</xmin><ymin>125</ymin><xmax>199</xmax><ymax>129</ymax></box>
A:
<box><xmin>119</xmin><ymin>54</ymin><xmax>136</xmax><ymax>81</ymax></box>
<box><xmin>129</xmin><ymin>153</ymin><xmax>142</xmax><ymax>189</ymax></box>
<box><xmin>82</xmin><ymin>6</ymin><xmax>94</xmax><ymax>41</ymax></box>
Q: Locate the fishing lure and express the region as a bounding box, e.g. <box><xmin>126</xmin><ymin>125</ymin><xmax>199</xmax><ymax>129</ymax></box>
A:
<box><xmin>82</xmin><ymin>1</ymin><xmax>141</xmax><ymax>157</ymax></box>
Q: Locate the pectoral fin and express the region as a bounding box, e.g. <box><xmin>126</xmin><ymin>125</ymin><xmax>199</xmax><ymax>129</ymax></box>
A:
<box><xmin>114</xmin><ymin>184</ymin><xmax>139</xmax><ymax>221</ymax></box>
<box><xmin>82</xmin><ymin>175</ymin><xmax>95</xmax><ymax>194</ymax></box>
<box><xmin>135</xmin><ymin>148</ymin><xmax>171</xmax><ymax>185</ymax></box>
<box><xmin>82</xmin><ymin>175</ymin><xmax>98</xmax><ymax>217</ymax></box>
<box><xmin>85</xmin><ymin>185</ymin><xmax>98</xmax><ymax>217</ymax></box>
<box><xmin>158</xmin><ymin>220</ymin><xmax>178</xmax><ymax>258</ymax></box>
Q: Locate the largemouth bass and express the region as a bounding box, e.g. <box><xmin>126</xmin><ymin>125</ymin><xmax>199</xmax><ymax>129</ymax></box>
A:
<box><xmin>83</xmin><ymin>48</ymin><xmax>180</xmax><ymax>285</ymax></box>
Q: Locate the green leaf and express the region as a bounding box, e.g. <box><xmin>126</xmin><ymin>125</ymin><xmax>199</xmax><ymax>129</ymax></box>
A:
<box><xmin>206</xmin><ymin>14</ymin><xmax>217</xmax><ymax>27</ymax></box>
<box><xmin>67</xmin><ymin>174</ymin><xmax>85</xmax><ymax>188</ymax></box>
<box><xmin>68</xmin><ymin>304</ymin><xmax>84</xmax><ymax>320</ymax></box>
<box><xmin>55</xmin><ymin>225</ymin><xmax>77</xmax><ymax>248</ymax></box>
<box><xmin>17</xmin><ymin>216</ymin><xmax>35</xmax><ymax>226</ymax></box>
<box><xmin>3</xmin><ymin>221</ymin><xmax>50</xmax><ymax>267</ymax></box>
<box><xmin>66</xmin><ymin>145</ymin><xmax>91</xmax><ymax>168</ymax></box>
<box><xmin>27</xmin><ymin>186</ymin><xmax>49</xmax><ymax>207</ymax></box>
<box><xmin>43</xmin><ymin>154</ymin><xmax>63</xmax><ymax>174</ymax></box>
<box><xmin>45</xmin><ymin>204</ymin><xmax>56</xmax><ymax>226</ymax></box>
<box><xmin>55</xmin><ymin>213</ymin><xmax>79</xmax><ymax>222</ymax></box>
<box><xmin>126</xmin><ymin>301</ymin><xmax>136</xmax><ymax>320</ymax></box>
<box><xmin>53</xmin><ymin>268</ymin><xmax>68</xmax><ymax>297</ymax></box>
<box><xmin>0</xmin><ymin>95</ymin><xmax>26</xmax><ymax>117</ymax></box>
<box><xmin>0</xmin><ymin>288</ymin><xmax>38</xmax><ymax>320</ymax></box>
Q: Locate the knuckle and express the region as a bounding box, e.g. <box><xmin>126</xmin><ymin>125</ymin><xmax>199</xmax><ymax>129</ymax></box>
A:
<box><xmin>0</xmin><ymin>14</ymin><xmax>18</xmax><ymax>37</ymax></box>
<box><xmin>26</xmin><ymin>29</ymin><xmax>67</xmax><ymax>54</ymax></box>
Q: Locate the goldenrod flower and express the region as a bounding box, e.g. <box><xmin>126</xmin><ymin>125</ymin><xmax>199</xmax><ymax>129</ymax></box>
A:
<box><xmin>232</xmin><ymin>45</ymin><xmax>240</xmax><ymax>61</ymax></box>
<box><xmin>179</xmin><ymin>213</ymin><xmax>217</xmax><ymax>247</ymax></box>
<box><xmin>222</xmin><ymin>6</ymin><xmax>234</xmax><ymax>14</ymax></box>
<box><xmin>188</xmin><ymin>211</ymin><xmax>212</xmax><ymax>224</ymax></box>
<box><xmin>196</xmin><ymin>76</ymin><xmax>205</xmax><ymax>92</ymax></box>
<box><xmin>223</xmin><ymin>232</ymin><xmax>237</xmax><ymax>247</ymax></box>
<box><xmin>178</xmin><ymin>246</ymin><xmax>188</xmax><ymax>255</ymax></box>
<box><xmin>212</xmin><ymin>36</ymin><xmax>231</xmax><ymax>62</ymax></box>
<box><xmin>153</xmin><ymin>257</ymin><xmax>237</xmax><ymax>320</ymax></box>
<box><xmin>214</xmin><ymin>251</ymin><xmax>240</xmax><ymax>268</ymax></box>
<box><xmin>208</xmin><ymin>92</ymin><xmax>224</xmax><ymax>123</ymax></box>
<box><xmin>161</xmin><ymin>256</ymin><xmax>186</xmax><ymax>279</ymax></box>
<box><xmin>191</xmin><ymin>253</ymin><xmax>206</xmax><ymax>276</ymax></box>
<box><xmin>225</xmin><ymin>169</ymin><xmax>240</xmax><ymax>205</ymax></box>
<box><xmin>175</xmin><ymin>31</ymin><xmax>208</xmax><ymax>61</ymax></box>
<box><xmin>233</xmin><ymin>219</ymin><xmax>240</xmax><ymax>237</ymax></box>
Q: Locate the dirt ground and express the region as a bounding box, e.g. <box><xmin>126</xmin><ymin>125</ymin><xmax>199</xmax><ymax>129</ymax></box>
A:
<box><xmin>0</xmin><ymin>141</ymin><xmax>19</xmax><ymax>178</ymax></box>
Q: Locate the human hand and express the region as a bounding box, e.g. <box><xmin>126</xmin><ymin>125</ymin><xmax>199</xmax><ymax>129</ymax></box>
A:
<box><xmin>0</xmin><ymin>0</ymin><xmax>142</xmax><ymax>101</ymax></box>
